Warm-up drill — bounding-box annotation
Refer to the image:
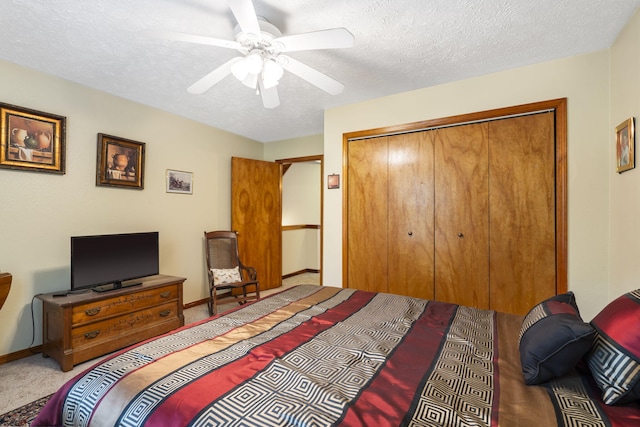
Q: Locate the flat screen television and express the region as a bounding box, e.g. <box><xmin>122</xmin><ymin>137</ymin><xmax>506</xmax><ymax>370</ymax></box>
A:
<box><xmin>71</xmin><ymin>232</ymin><xmax>159</xmax><ymax>293</ymax></box>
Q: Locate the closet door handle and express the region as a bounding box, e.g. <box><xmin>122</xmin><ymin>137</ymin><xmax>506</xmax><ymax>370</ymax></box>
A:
<box><xmin>458</xmin><ymin>232</ymin><xmax>464</xmax><ymax>238</ymax></box>
<box><xmin>408</xmin><ymin>231</ymin><xmax>413</xmax><ymax>236</ymax></box>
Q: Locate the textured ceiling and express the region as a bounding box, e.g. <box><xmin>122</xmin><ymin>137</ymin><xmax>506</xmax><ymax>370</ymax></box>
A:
<box><xmin>1</xmin><ymin>0</ymin><xmax>639</xmax><ymax>142</ymax></box>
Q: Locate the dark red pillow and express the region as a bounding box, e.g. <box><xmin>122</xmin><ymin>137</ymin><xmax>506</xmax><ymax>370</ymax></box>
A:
<box><xmin>585</xmin><ymin>290</ymin><xmax>640</xmax><ymax>405</ymax></box>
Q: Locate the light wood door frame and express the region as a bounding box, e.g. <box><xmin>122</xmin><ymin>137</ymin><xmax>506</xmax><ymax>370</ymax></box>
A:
<box><xmin>276</xmin><ymin>155</ymin><xmax>324</xmax><ymax>284</ymax></box>
<box><xmin>342</xmin><ymin>98</ymin><xmax>568</xmax><ymax>296</ymax></box>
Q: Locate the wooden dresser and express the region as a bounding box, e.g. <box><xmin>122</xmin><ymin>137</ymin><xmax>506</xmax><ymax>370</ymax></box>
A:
<box><xmin>37</xmin><ymin>274</ymin><xmax>185</xmax><ymax>371</ymax></box>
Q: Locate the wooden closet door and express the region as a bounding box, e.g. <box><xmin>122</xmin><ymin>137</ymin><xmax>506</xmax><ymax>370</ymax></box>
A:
<box><xmin>387</xmin><ymin>132</ymin><xmax>435</xmax><ymax>299</ymax></box>
<box><xmin>347</xmin><ymin>137</ymin><xmax>388</xmax><ymax>293</ymax></box>
<box><xmin>434</xmin><ymin>123</ymin><xmax>490</xmax><ymax>309</ymax></box>
<box><xmin>489</xmin><ymin>113</ymin><xmax>555</xmax><ymax>315</ymax></box>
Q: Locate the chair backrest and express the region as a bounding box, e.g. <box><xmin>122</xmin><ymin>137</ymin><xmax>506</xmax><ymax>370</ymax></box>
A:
<box><xmin>0</xmin><ymin>272</ymin><xmax>12</xmax><ymax>311</ymax></box>
<box><xmin>204</xmin><ymin>231</ymin><xmax>241</xmax><ymax>270</ymax></box>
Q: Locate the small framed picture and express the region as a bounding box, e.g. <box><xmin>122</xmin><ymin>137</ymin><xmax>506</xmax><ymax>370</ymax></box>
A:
<box><xmin>328</xmin><ymin>173</ymin><xmax>340</xmax><ymax>189</ymax></box>
<box><xmin>166</xmin><ymin>169</ymin><xmax>193</xmax><ymax>194</ymax></box>
<box><xmin>96</xmin><ymin>133</ymin><xmax>145</xmax><ymax>189</ymax></box>
<box><xmin>616</xmin><ymin>118</ymin><xmax>635</xmax><ymax>174</ymax></box>
<box><xmin>0</xmin><ymin>102</ymin><xmax>66</xmax><ymax>174</ymax></box>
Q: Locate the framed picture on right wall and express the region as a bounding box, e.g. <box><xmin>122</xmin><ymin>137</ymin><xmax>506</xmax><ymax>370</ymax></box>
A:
<box><xmin>616</xmin><ymin>117</ymin><xmax>635</xmax><ymax>174</ymax></box>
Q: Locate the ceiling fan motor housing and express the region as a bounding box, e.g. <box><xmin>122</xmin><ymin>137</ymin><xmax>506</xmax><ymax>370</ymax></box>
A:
<box><xmin>233</xmin><ymin>18</ymin><xmax>284</xmax><ymax>55</ymax></box>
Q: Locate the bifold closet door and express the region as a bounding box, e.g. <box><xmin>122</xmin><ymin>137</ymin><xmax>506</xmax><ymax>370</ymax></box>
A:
<box><xmin>387</xmin><ymin>132</ymin><xmax>435</xmax><ymax>300</ymax></box>
<box><xmin>347</xmin><ymin>133</ymin><xmax>435</xmax><ymax>298</ymax></box>
<box><xmin>347</xmin><ymin>137</ymin><xmax>388</xmax><ymax>294</ymax></box>
<box><xmin>489</xmin><ymin>113</ymin><xmax>556</xmax><ymax>315</ymax></box>
<box><xmin>434</xmin><ymin>123</ymin><xmax>490</xmax><ymax>309</ymax></box>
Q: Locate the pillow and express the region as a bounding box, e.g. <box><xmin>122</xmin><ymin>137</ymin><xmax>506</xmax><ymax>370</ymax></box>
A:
<box><xmin>519</xmin><ymin>293</ymin><xmax>596</xmax><ymax>385</ymax></box>
<box><xmin>585</xmin><ymin>289</ymin><xmax>640</xmax><ymax>405</ymax></box>
<box><xmin>546</xmin><ymin>291</ymin><xmax>580</xmax><ymax>313</ymax></box>
<box><xmin>211</xmin><ymin>267</ymin><xmax>242</xmax><ymax>285</ymax></box>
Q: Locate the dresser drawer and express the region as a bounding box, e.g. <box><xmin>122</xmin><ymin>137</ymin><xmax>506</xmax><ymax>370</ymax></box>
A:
<box><xmin>71</xmin><ymin>301</ymin><xmax>178</xmax><ymax>349</ymax></box>
<box><xmin>72</xmin><ymin>285</ymin><xmax>179</xmax><ymax>324</ymax></box>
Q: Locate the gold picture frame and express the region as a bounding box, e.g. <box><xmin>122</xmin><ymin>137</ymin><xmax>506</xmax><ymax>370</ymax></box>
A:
<box><xmin>96</xmin><ymin>133</ymin><xmax>145</xmax><ymax>189</ymax></box>
<box><xmin>616</xmin><ymin>118</ymin><xmax>635</xmax><ymax>174</ymax></box>
<box><xmin>0</xmin><ymin>102</ymin><xmax>66</xmax><ymax>174</ymax></box>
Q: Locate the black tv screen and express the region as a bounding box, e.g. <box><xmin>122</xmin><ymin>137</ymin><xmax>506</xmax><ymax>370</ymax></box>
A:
<box><xmin>71</xmin><ymin>232</ymin><xmax>159</xmax><ymax>292</ymax></box>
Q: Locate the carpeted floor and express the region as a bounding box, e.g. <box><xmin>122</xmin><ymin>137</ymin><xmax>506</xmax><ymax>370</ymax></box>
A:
<box><xmin>0</xmin><ymin>274</ymin><xmax>319</xmax><ymax>426</ymax></box>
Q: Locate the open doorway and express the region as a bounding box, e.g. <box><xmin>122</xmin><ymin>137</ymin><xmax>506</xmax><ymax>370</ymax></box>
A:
<box><xmin>276</xmin><ymin>155</ymin><xmax>323</xmax><ymax>285</ymax></box>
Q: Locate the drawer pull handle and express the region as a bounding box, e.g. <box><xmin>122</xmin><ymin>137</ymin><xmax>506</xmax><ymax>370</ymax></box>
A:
<box><xmin>85</xmin><ymin>330</ymin><xmax>100</xmax><ymax>339</ymax></box>
<box><xmin>159</xmin><ymin>310</ymin><xmax>171</xmax><ymax>317</ymax></box>
<box><xmin>160</xmin><ymin>292</ymin><xmax>171</xmax><ymax>298</ymax></box>
<box><xmin>85</xmin><ymin>307</ymin><xmax>101</xmax><ymax>316</ymax></box>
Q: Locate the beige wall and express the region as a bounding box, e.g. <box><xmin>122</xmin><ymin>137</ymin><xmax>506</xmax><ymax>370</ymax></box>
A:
<box><xmin>263</xmin><ymin>134</ymin><xmax>323</xmax><ymax>161</ymax></box>
<box><xmin>0</xmin><ymin>60</ymin><xmax>263</xmax><ymax>355</ymax></box>
<box><xmin>324</xmin><ymin>50</ymin><xmax>612</xmax><ymax>321</ymax></box>
<box><xmin>610</xmin><ymin>9</ymin><xmax>640</xmax><ymax>300</ymax></box>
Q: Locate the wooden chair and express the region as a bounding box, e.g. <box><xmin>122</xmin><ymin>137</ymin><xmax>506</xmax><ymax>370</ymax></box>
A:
<box><xmin>0</xmin><ymin>272</ymin><xmax>11</xmax><ymax>311</ymax></box>
<box><xmin>204</xmin><ymin>231</ymin><xmax>260</xmax><ymax>316</ymax></box>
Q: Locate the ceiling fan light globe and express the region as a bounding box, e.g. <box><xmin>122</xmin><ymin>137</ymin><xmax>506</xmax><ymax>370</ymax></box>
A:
<box><xmin>231</xmin><ymin>59</ymin><xmax>250</xmax><ymax>81</ymax></box>
<box><xmin>241</xmin><ymin>72</ymin><xmax>259</xmax><ymax>89</ymax></box>
<box><xmin>263</xmin><ymin>59</ymin><xmax>283</xmax><ymax>83</ymax></box>
<box><xmin>245</xmin><ymin>51</ymin><xmax>263</xmax><ymax>74</ymax></box>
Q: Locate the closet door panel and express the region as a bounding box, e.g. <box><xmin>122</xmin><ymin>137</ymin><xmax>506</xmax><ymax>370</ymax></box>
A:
<box><xmin>347</xmin><ymin>137</ymin><xmax>389</xmax><ymax>293</ymax></box>
<box><xmin>387</xmin><ymin>132</ymin><xmax>435</xmax><ymax>299</ymax></box>
<box><xmin>489</xmin><ymin>113</ymin><xmax>556</xmax><ymax>315</ymax></box>
<box><xmin>434</xmin><ymin>123</ymin><xmax>490</xmax><ymax>309</ymax></box>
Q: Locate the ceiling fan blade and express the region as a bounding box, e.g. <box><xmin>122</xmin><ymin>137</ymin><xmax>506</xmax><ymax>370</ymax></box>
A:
<box><xmin>144</xmin><ymin>29</ymin><xmax>240</xmax><ymax>50</ymax></box>
<box><xmin>228</xmin><ymin>0</ymin><xmax>261</xmax><ymax>37</ymax></box>
<box><xmin>279</xmin><ymin>55</ymin><xmax>344</xmax><ymax>95</ymax></box>
<box><xmin>259</xmin><ymin>80</ymin><xmax>280</xmax><ymax>109</ymax></box>
<box><xmin>274</xmin><ymin>28</ymin><xmax>354</xmax><ymax>52</ymax></box>
<box><xmin>187</xmin><ymin>57</ymin><xmax>244</xmax><ymax>94</ymax></box>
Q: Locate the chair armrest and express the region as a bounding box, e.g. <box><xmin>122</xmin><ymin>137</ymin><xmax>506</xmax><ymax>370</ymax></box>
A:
<box><xmin>239</xmin><ymin>264</ymin><xmax>257</xmax><ymax>281</ymax></box>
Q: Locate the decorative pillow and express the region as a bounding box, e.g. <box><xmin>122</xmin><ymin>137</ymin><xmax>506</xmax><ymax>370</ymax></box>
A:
<box><xmin>211</xmin><ymin>268</ymin><xmax>242</xmax><ymax>285</ymax></box>
<box><xmin>546</xmin><ymin>291</ymin><xmax>580</xmax><ymax>313</ymax></box>
<box><xmin>585</xmin><ymin>289</ymin><xmax>640</xmax><ymax>405</ymax></box>
<box><xmin>519</xmin><ymin>293</ymin><xmax>596</xmax><ymax>385</ymax></box>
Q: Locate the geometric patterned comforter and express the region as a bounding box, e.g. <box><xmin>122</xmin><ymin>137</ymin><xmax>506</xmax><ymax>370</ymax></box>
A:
<box><xmin>33</xmin><ymin>285</ymin><xmax>640</xmax><ymax>427</ymax></box>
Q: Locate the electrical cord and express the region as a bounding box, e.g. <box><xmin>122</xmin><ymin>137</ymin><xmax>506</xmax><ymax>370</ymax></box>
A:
<box><xmin>28</xmin><ymin>293</ymin><xmax>42</xmax><ymax>353</ymax></box>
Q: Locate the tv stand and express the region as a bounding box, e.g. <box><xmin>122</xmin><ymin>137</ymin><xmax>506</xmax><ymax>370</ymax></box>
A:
<box><xmin>92</xmin><ymin>280</ymin><xmax>142</xmax><ymax>293</ymax></box>
<box><xmin>37</xmin><ymin>274</ymin><xmax>185</xmax><ymax>371</ymax></box>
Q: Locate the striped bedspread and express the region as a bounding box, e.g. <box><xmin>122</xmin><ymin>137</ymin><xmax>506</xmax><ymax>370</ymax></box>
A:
<box><xmin>34</xmin><ymin>285</ymin><xmax>639</xmax><ymax>426</ymax></box>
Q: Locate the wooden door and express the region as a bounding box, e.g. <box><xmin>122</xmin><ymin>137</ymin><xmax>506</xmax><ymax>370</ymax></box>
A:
<box><xmin>434</xmin><ymin>123</ymin><xmax>490</xmax><ymax>309</ymax></box>
<box><xmin>387</xmin><ymin>132</ymin><xmax>435</xmax><ymax>299</ymax></box>
<box><xmin>489</xmin><ymin>113</ymin><xmax>555</xmax><ymax>315</ymax></box>
<box><xmin>231</xmin><ymin>157</ymin><xmax>282</xmax><ymax>291</ymax></box>
<box><xmin>346</xmin><ymin>137</ymin><xmax>388</xmax><ymax>293</ymax></box>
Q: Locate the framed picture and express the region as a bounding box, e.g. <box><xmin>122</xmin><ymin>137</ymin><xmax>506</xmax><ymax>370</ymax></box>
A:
<box><xmin>0</xmin><ymin>102</ymin><xmax>66</xmax><ymax>174</ymax></box>
<box><xmin>616</xmin><ymin>118</ymin><xmax>635</xmax><ymax>174</ymax></box>
<box><xmin>328</xmin><ymin>173</ymin><xmax>340</xmax><ymax>189</ymax></box>
<box><xmin>166</xmin><ymin>169</ymin><xmax>193</xmax><ymax>194</ymax></box>
<box><xmin>96</xmin><ymin>133</ymin><xmax>145</xmax><ymax>189</ymax></box>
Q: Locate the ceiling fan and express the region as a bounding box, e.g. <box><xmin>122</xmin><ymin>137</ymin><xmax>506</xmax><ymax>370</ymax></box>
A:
<box><xmin>151</xmin><ymin>0</ymin><xmax>354</xmax><ymax>108</ymax></box>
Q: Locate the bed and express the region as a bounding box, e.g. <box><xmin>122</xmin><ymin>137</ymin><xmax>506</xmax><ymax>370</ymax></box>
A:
<box><xmin>33</xmin><ymin>285</ymin><xmax>640</xmax><ymax>426</ymax></box>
